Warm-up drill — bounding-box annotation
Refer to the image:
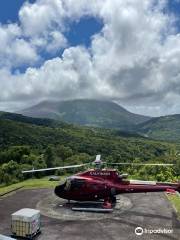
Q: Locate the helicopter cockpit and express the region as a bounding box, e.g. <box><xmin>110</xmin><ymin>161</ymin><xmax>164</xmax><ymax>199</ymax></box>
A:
<box><xmin>58</xmin><ymin>178</ymin><xmax>85</xmax><ymax>192</ymax></box>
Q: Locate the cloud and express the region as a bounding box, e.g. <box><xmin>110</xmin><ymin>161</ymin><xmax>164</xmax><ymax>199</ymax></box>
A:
<box><xmin>46</xmin><ymin>31</ymin><xmax>67</xmax><ymax>53</ymax></box>
<box><xmin>0</xmin><ymin>0</ymin><xmax>70</xmax><ymax>69</ymax></box>
<box><xmin>0</xmin><ymin>23</ymin><xmax>39</xmax><ymax>68</ymax></box>
<box><xmin>0</xmin><ymin>0</ymin><xmax>180</xmax><ymax>116</ymax></box>
<box><xmin>0</xmin><ymin>46</ymin><xmax>97</xmax><ymax>101</ymax></box>
<box><xmin>19</xmin><ymin>0</ymin><xmax>66</xmax><ymax>37</ymax></box>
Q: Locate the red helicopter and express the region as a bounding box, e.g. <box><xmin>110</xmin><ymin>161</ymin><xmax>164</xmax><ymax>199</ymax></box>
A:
<box><xmin>22</xmin><ymin>155</ymin><xmax>180</xmax><ymax>212</ymax></box>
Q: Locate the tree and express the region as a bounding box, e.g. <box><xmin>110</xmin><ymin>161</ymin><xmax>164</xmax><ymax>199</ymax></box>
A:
<box><xmin>0</xmin><ymin>167</ymin><xmax>3</xmax><ymax>184</ymax></box>
<box><xmin>56</xmin><ymin>145</ymin><xmax>73</xmax><ymax>165</ymax></box>
<box><xmin>45</xmin><ymin>146</ymin><xmax>55</xmax><ymax>168</ymax></box>
<box><xmin>3</xmin><ymin>174</ymin><xmax>11</xmax><ymax>185</ymax></box>
<box><xmin>33</xmin><ymin>154</ymin><xmax>47</xmax><ymax>178</ymax></box>
<box><xmin>1</xmin><ymin>160</ymin><xmax>22</xmax><ymax>184</ymax></box>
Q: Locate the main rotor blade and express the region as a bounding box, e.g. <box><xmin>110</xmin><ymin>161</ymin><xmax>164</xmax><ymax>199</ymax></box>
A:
<box><xmin>107</xmin><ymin>163</ymin><xmax>174</xmax><ymax>166</ymax></box>
<box><xmin>22</xmin><ymin>163</ymin><xmax>89</xmax><ymax>173</ymax></box>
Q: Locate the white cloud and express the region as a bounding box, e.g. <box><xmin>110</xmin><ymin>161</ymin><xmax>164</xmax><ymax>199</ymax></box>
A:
<box><xmin>19</xmin><ymin>0</ymin><xmax>65</xmax><ymax>37</ymax></box>
<box><xmin>0</xmin><ymin>46</ymin><xmax>96</xmax><ymax>101</ymax></box>
<box><xmin>1</xmin><ymin>0</ymin><xmax>180</xmax><ymax>116</ymax></box>
<box><xmin>0</xmin><ymin>23</ymin><xmax>39</xmax><ymax>68</ymax></box>
<box><xmin>13</xmin><ymin>39</ymin><xmax>39</xmax><ymax>66</ymax></box>
<box><xmin>0</xmin><ymin>0</ymin><xmax>70</xmax><ymax>69</ymax></box>
<box><xmin>46</xmin><ymin>31</ymin><xmax>67</xmax><ymax>53</ymax></box>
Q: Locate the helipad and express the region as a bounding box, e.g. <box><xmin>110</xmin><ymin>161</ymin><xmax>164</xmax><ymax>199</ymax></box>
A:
<box><xmin>36</xmin><ymin>194</ymin><xmax>133</xmax><ymax>221</ymax></box>
<box><xmin>0</xmin><ymin>189</ymin><xmax>179</xmax><ymax>240</ymax></box>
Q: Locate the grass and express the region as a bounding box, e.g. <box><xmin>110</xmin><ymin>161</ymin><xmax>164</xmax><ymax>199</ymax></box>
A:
<box><xmin>167</xmin><ymin>193</ymin><xmax>180</xmax><ymax>219</ymax></box>
<box><xmin>0</xmin><ymin>177</ymin><xmax>64</xmax><ymax>196</ymax></box>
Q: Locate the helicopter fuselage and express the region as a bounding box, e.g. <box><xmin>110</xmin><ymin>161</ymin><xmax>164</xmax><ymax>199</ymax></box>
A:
<box><xmin>54</xmin><ymin>169</ymin><xmax>180</xmax><ymax>202</ymax></box>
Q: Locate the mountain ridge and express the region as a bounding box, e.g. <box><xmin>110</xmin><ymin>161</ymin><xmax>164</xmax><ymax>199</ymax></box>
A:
<box><xmin>18</xmin><ymin>99</ymin><xmax>151</xmax><ymax>130</ymax></box>
<box><xmin>136</xmin><ymin>114</ymin><xmax>180</xmax><ymax>142</ymax></box>
<box><xmin>3</xmin><ymin>109</ymin><xmax>180</xmax><ymax>142</ymax></box>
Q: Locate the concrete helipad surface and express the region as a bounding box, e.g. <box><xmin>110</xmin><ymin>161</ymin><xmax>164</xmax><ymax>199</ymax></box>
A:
<box><xmin>37</xmin><ymin>194</ymin><xmax>132</xmax><ymax>221</ymax></box>
<box><xmin>0</xmin><ymin>188</ymin><xmax>179</xmax><ymax>240</ymax></box>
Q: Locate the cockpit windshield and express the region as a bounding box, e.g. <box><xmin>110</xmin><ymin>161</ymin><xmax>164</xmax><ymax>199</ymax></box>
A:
<box><xmin>64</xmin><ymin>178</ymin><xmax>71</xmax><ymax>191</ymax></box>
<box><xmin>59</xmin><ymin>179</ymin><xmax>66</xmax><ymax>185</ymax></box>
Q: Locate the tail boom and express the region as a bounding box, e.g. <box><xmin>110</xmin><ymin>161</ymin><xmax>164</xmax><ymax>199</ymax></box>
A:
<box><xmin>113</xmin><ymin>181</ymin><xmax>180</xmax><ymax>194</ymax></box>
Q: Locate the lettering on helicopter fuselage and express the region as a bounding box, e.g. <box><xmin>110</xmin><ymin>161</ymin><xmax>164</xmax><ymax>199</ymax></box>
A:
<box><xmin>89</xmin><ymin>172</ymin><xmax>111</xmax><ymax>176</ymax></box>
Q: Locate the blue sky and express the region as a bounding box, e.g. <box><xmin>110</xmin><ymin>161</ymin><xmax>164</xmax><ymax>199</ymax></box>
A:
<box><xmin>0</xmin><ymin>0</ymin><xmax>35</xmax><ymax>23</ymax></box>
<box><xmin>168</xmin><ymin>0</ymin><xmax>180</xmax><ymax>15</ymax></box>
<box><xmin>1</xmin><ymin>0</ymin><xmax>180</xmax><ymax>116</ymax></box>
<box><xmin>65</xmin><ymin>17</ymin><xmax>103</xmax><ymax>47</ymax></box>
<box><xmin>0</xmin><ymin>0</ymin><xmax>103</xmax><ymax>48</ymax></box>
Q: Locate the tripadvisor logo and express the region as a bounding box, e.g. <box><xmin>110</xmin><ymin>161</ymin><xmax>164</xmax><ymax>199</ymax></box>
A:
<box><xmin>135</xmin><ymin>227</ymin><xmax>173</xmax><ymax>236</ymax></box>
<box><xmin>135</xmin><ymin>227</ymin><xmax>143</xmax><ymax>236</ymax></box>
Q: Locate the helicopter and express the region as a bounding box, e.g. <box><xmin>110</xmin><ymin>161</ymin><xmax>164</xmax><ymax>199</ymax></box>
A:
<box><xmin>22</xmin><ymin>155</ymin><xmax>180</xmax><ymax>212</ymax></box>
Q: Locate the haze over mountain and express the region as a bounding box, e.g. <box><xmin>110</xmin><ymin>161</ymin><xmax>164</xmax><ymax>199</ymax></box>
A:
<box><xmin>19</xmin><ymin>99</ymin><xmax>151</xmax><ymax>130</ymax></box>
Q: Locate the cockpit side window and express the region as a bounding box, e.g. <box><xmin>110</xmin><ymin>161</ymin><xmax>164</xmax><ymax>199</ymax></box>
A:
<box><xmin>64</xmin><ymin>178</ymin><xmax>85</xmax><ymax>191</ymax></box>
<box><xmin>71</xmin><ymin>179</ymin><xmax>85</xmax><ymax>190</ymax></box>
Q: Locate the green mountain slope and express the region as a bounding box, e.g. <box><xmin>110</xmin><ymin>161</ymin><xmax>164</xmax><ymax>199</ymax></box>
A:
<box><xmin>0</xmin><ymin>112</ymin><xmax>171</xmax><ymax>160</ymax></box>
<box><xmin>0</xmin><ymin>111</ymin><xmax>68</xmax><ymax>128</ymax></box>
<box><xmin>19</xmin><ymin>99</ymin><xmax>150</xmax><ymax>129</ymax></box>
<box><xmin>0</xmin><ymin>112</ymin><xmax>179</xmax><ymax>185</ymax></box>
<box><xmin>136</xmin><ymin>114</ymin><xmax>180</xmax><ymax>142</ymax></box>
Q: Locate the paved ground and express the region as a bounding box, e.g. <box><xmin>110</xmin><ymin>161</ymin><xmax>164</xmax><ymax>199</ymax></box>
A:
<box><xmin>0</xmin><ymin>188</ymin><xmax>179</xmax><ymax>240</ymax></box>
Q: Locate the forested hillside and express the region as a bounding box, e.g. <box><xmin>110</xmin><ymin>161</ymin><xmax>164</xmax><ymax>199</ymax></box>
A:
<box><xmin>136</xmin><ymin>114</ymin><xmax>180</xmax><ymax>142</ymax></box>
<box><xmin>0</xmin><ymin>113</ymin><xmax>179</xmax><ymax>185</ymax></box>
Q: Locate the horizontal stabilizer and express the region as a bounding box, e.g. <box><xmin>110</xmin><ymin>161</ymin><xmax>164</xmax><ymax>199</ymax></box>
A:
<box><xmin>130</xmin><ymin>180</ymin><xmax>156</xmax><ymax>185</ymax></box>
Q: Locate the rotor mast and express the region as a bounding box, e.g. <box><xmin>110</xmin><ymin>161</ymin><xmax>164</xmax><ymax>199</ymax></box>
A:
<box><xmin>93</xmin><ymin>155</ymin><xmax>103</xmax><ymax>169</ymax></box>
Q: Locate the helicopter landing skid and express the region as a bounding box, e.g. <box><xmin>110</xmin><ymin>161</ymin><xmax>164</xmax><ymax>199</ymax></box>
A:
<box><xmin>72</xmin><ymin>207</ymin><xmax>113</xmax><ymax>213</ymax></box>
<box><xmin>71</xmin><ymin>199</ymin><xmax>113</xmax><ymax>213</ymax></box>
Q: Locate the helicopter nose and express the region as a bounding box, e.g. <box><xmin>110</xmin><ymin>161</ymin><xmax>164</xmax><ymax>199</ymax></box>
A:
<box><xmin>54</xmin><ymin>184</ymin><xmax>65</xmax><ymax>197</ymax></box>
<box><xmin>54</xmin><ymin>186</ymin><xmax>59</xmax><ymax>196</ymax></box>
